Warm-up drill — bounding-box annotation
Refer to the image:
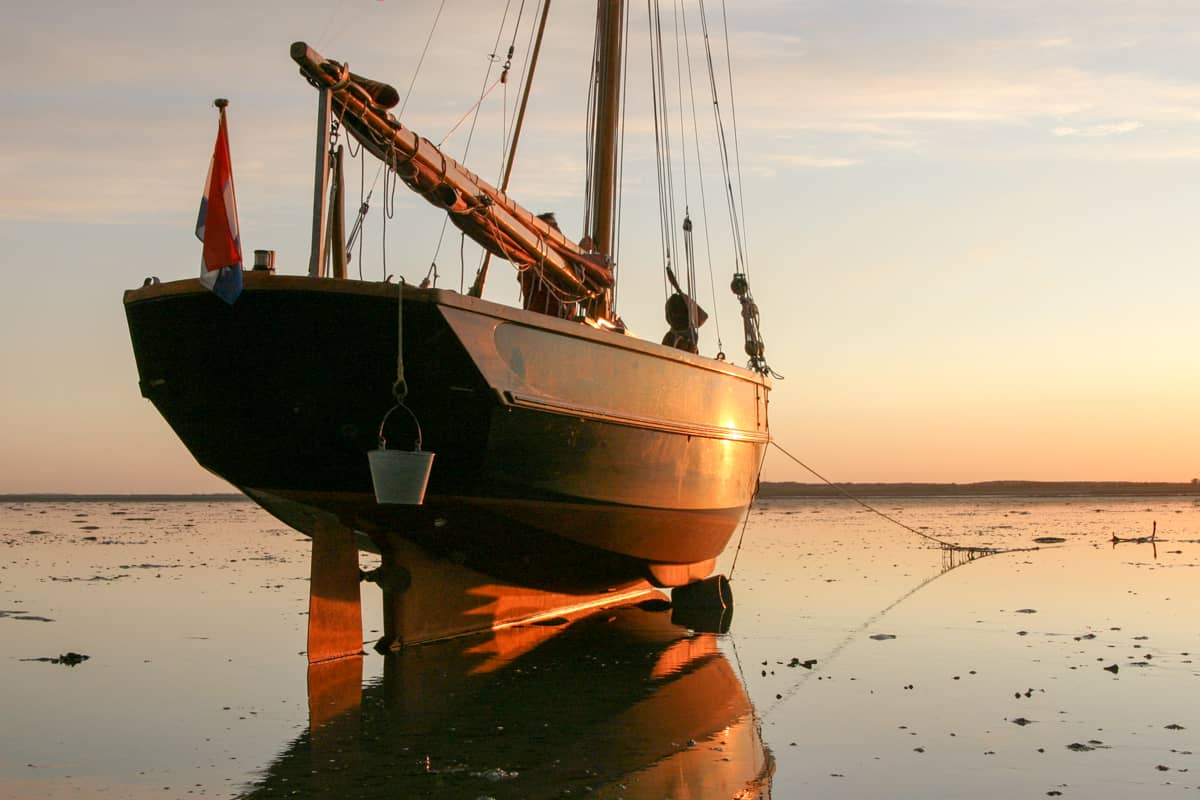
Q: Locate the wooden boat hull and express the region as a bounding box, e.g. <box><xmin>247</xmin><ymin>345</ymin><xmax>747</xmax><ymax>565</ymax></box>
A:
<box><xmin>124</xmin><ymin>272</ymin><xmax>769</xmax><ymax>591</ymax></box>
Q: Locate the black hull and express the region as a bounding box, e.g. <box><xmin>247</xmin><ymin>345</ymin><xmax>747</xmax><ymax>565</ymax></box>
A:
<box><xmin>124</xmin><ymin>273</ymin><xmax>769</xmax><ymax>590</ymax></box>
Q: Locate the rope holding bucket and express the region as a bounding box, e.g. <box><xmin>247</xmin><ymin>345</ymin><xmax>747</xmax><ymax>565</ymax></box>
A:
<box><xmin>368</xmin><ymin>278</ymin><xmax>435</xmax><ymax>504</ymax></box>
<box><xmin>393</xmin><ymin>276</ymin><xmax>408</xmax><ymax>404</ymax></box>
<box><xmin>380</xmin><ymin>276</ymin><xmax>423</xmax><ymax>451</ymax></box>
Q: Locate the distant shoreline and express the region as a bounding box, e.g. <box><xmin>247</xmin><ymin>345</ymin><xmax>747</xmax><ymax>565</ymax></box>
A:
<box><xmin>757</xmin><ymin>480</ymin><xmax>1200</xmax><ymax>498</ymax></box>
<box><xmin>0</xmin><ymin>494</ymin><xmax>249</xmax><ymax>503</ymax></box>
<box><xmin>3</xmin><ymin>481</ymin><xmax>1198</xmax><ymax>502</ymax></box>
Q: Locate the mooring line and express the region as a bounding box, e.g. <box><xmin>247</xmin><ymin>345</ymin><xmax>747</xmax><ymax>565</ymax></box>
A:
<box><xmin>753</xmin><ymin>549</ymin><xmax>977</xmax><ymax>720</ymax></box>
<box><xmin>728</xmin><ymin>444</ymin><xmax>770</xmax><ymax>579</ymax></box>
<box><xmin>726</xmin><ymin>632</ymin><xmax>777</xmax><ymax>798</ymax></box>
<box><xmin>731</xmin><ymin>439</ymin><xmax>1052</xmax><ymax>721</ymax></box>
<box><xmin>768</xmin><ymin>440</ymin><xmax>1015</xmax><ymax>556</ymax></box>
<box><xmin>749</xmin><ymin>513</ymin><xmax>1047</xmax><ymax>720</ymax></box>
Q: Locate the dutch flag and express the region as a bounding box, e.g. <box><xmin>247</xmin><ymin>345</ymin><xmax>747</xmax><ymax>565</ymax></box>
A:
<box><xmin>195</xmin><ymin>100</ymin><xmax>243</xmax><ymax>304</ymax></box>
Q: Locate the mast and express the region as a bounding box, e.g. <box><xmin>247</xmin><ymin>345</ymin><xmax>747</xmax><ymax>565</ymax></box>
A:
<box><xmin>587</xmin><ymin>0</ymin><xmax>625</xmax><ymax>319</ymax></box>
<box><xmin>307</xmin><ymin>88</ymin><xmax>332</xmax><ymax>277</ymax></box>
<box><xmin>469</xmin><ymin>0</ymin><xmax>553</xmax><ymax>299</ymax></box>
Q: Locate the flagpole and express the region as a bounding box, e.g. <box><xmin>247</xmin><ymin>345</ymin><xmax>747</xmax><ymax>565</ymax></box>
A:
<box><xmin>213</xmin><ymin>98</ymin><xmax>236</xmax><ymax>235</ymax></box>
<box><xmin>196</xmin><ymin>97</ymin><xmax>244</xmax><ymax>304</ymax></box>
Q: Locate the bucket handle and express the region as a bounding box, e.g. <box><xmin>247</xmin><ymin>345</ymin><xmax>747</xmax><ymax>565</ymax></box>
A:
<box><xmin>377</xmin><ymin>402</ymin><xmax>424</xmax><ymax>452</ymax></box>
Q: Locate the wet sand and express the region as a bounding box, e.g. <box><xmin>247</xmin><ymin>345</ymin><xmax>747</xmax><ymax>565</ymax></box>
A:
<box><xmin>1</xmin><ymin>495</ymin><xmax>1197</xmax><ymax>798</ymax></box>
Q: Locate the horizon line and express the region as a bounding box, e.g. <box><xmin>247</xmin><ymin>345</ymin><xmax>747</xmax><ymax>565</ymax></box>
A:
<box><xmin>3</xmin><ymin>478</ymin><xmax>1198</xmax><ymax>503</ymax></box>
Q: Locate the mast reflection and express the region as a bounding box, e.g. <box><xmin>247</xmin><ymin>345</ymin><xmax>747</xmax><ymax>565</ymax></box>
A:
<box><xmin>241</xmin><ymin>604</ymin><xmax>773</xmax><ymax>799</ymax></box>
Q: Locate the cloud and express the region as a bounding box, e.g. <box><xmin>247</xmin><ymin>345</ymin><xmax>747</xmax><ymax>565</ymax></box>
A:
<box><xmin>1123</xmin><ymin>145</ymin><xmax>1200</xmax><ymax>161</ymax></box>
<box><xmin>1052</xmin><ymin>121</ymin><xmax>1144</xmax><ymax>137</ymax></box>
<box><xmin>8</xmin><ymin>0</ymin><xmax>1200</xmax><ymax>227</ymax></box>
<box><xmin>717</xmin><ymin>7</ymin><xmax>1200</xmax><ymax>162</ymax></box>
<box><xmin>768</xmin><ymin>154</ymin><xmax>859</xmax><ymax>169</ymax></box>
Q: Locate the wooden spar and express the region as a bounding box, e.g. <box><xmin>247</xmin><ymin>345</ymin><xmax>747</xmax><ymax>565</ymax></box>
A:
<box><xmin>500</xmin><ymin>1</ymin><xmax>552</xmax><ymax>193</ymax></box>
<box><xmin>590</xmin><ymin>0</ymin><xmax>624</xmax><ymax>263</ymax></box>
<box><xmin>470</xmin><ymin>0</ymin><xmax>553</xmax><ymax>299</ymax></box>
<box><xmin>328</xmin><ymin>145</ymin><xmax>347</xmax><ymax>279</ymax></box>
<box><xmin>307</xmin><ymin>87</ymin><xmax>332</xmax><ymax>278</ymax></box>
<box><xmin>291</xmin><ymin>42</ymin><xmax>613</xmax><ymax>304</ymax></box>
<box><xmin>580</xmin><ymin>0</ymin><xmax>625</xmax><ymax>319</ymax></box>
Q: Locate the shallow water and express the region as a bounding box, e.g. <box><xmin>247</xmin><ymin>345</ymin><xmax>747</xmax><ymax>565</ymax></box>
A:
<box><xmin>2</xmin><ymin>495</ymin><xmax>1198</xmax><ymax>798</ymax></box>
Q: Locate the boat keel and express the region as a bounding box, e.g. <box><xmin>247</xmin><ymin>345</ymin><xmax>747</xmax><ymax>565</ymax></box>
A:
<box><xmin>306</xmin><ymin>515</ymin><xmax>705</xmax><ymax>659</ymax></box>
<box><xmin>306</xmin><ymin>518</ymin><xmax>365</xmax><ymax>663</ymax></box>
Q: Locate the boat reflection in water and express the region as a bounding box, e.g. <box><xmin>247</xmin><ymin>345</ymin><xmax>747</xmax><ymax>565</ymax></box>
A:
<box><xmin>241</xmin><ymin>604</ymin><xmax>772</xmax><ymax>799</ymax></box>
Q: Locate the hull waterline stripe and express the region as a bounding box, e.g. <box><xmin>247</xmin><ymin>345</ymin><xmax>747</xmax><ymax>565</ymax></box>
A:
<box><xmin>504</xmin><ymin>391</ymin><xmax>768</xmax><ymax>442</ymax></box>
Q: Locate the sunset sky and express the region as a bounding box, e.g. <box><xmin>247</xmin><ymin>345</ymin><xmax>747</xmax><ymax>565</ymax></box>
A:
<box><xmin>1</xmin><ymin>0</ymin><xmax>1197</xmax><ymax>493</ymax></box>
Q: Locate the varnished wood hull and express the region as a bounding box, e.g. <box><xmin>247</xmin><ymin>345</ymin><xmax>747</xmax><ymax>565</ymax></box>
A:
<box><xmin>124</xmin><ymin>273</ymin><xmax>769</xmax><ymax>590</ymax></box>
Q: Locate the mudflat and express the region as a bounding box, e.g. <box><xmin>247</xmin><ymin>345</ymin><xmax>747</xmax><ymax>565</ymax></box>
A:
<box><xmin>1</xmin><ymin>495</ymin><xmax>1197</xmax><ymax>798</ymax></box>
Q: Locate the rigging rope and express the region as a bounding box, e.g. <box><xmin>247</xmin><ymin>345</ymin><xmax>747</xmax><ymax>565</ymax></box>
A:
<box><xmin>341</xmin><ymin>129</ymin><xmax>373</xmax><ymax>280</ymax></box>
<box><xmin>499</xmin><ymin>0</ymin><xmax>536</xmax><ymax>175</ymax></box>
<box><xmin>582</xmin><ymin>15</ymin><xmax>599</xmax><ymax>247</ymax></box>
<box><xmin>613</xmin><ymin>5</ymin><xmax>631</xmax><ymax>305</ymax></box>
<box><xmin>398</xmin><ymin>0</ymin><xmax>448</xmax><ymax>118</ymax></box>
<box><xmin>677</xmin><ymin>0</ymin><xmax>723</xmax><ymax>356</ymax></box>
<box><xmin>350</xmin><ymin>157</ymin><xmax>385</xmax><ymax>278</ymax></box>
<box><xmin>434</xmin><ymin>0</ymin><xmax>537</xmax><ymax>293</ymax></box>
<box><xmin>437</xmin><ymin>78</ymin><xmax>504</xmax><ymax>147</ymax></box>
<box><xmin>489</xmin><ymin>0</ymin><xmax>519</xmax><ymax>168</ymax></box>
<box><xmin>696</xmin><ymin>0</ymin><xmax>747</xmax><ymax>277</ymax></box>
<box><xmin>356</xmin><ymin>147</ymin><xmax>365</xmax><ymax>279</ymax></box>
<box><xmin>648</xmin><ymin>0</ymin><xmax>680</xmax><ymax>300</ymax></box>
<box><xmin>380</xmin><ymin>161</ymin><xmax>390</xmax><ymax>279</ymax></box>
<box><xmin>671</xmin><ymin>1</ymin><xmax>690</xmax><ymax>216</ymax></box>
<box><xmin>668</xmin><ymin>2</ymin><xmax>703</xmax><ymax>347</ymax></box>
<box><xmin>718</xmin><ymin>0</ymin><xmax>751</xmax><ymax>274</ymax></box>
<box><xmin>471</xmin><ymin>0</ymin><xmax>550</xmax><ymax>298</ymax></box>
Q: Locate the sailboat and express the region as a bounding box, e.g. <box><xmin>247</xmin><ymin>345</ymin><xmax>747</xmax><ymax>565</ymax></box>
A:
<box><xmin>124</xmin><ymin>1</ymin><xmax>771</xmax><ymax>649</ymax></box>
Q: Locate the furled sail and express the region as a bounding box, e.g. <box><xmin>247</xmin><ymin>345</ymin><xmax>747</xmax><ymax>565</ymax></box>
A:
<box><xmin>291</xmin><ymin>42</ymin><xmax>613</xmax><ymax>302</ymax></box>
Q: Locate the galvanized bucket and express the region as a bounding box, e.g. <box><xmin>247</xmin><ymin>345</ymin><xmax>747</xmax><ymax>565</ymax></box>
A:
<box><xmin>368</xmin><ymin>448</ymin><xmax>434</xmax><ymax>505</ymax></box>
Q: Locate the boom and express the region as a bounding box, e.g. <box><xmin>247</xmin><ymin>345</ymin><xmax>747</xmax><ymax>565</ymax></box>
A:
<box><xmin>291</xmin><ymin>42</ymin><xmax>613</xmax><ymax>304</ymax></box>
